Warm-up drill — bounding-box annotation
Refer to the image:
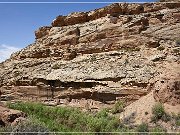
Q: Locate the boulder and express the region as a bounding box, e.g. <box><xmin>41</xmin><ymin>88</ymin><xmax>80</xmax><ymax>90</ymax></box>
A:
<box><xmin>146</xmin><ymin>39</ymin><xmax>160</xmax><ymax>48</ymax></box>
<box><xmin>65</xmin><ymin>12</ymin><xmax>88</xmax><ymax>26</ymax></box>
<box><xmin>51</xmin><ymin>3</ymin><xmax>146</xmax><ymax>27</ymax></box>
<box><xmin>51</xmin><ymin>12</ymin><xmax>87</xmax><ymax>27</ymax></box>
<box><xmin>149</xmin><ymin>18</ymin><xmax>162</xmax><ymax>25</ymax></box>
<box><xmin>35</xmin><ymin>26</ymin><xmax>51</xmax><ymax>39</ymax></box>
<box><xmin>11</xmin><ymin>117</ymin><xmax>26</xmax><ymax>126</ymax></box>
<box><xmin>149</xmin><ymin>54</ymin><xmax>166</xmax><ymax>62</ymax></box>
<box><xmin>88</xmin><ymin>3</ymin><xmax>122</xmax><ymax>20</ymax></box>
<box><xmin>51</xmin><ymin>15</ymin><xmax>65</xmax><ymax>27</ymax></box>
<box><xmin>0</xmin><ymin>106</ymin><xmax>26</xmax><ymax>126</ymax></box>
<box><xmin>125</xmin><ymin>3</ymin><xmax>144</xmax><ymax>15</ymax></box>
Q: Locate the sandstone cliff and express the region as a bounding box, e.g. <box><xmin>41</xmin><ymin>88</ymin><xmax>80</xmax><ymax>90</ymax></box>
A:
<box><xmin>0</xmin><ymin>2</ymin><xmax>179</xmax><ymax>116</ymax></box>
<box><xmin>160</xmin><ymin>0</ymin><xmax>180</xmax><ymax>2</ymax></box>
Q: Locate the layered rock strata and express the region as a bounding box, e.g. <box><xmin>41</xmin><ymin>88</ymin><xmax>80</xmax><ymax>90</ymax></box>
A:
<box><xmin>0</xmin><ymin>2</ymin><xmax>180</xmax><ymax>110</ymax></box>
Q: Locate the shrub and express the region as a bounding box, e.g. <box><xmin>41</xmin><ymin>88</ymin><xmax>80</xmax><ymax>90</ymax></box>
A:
<box><xmin>172</xmin><ymin>113</ymin><xmax>180</xmax><ymax>126</ymax></box>
<box><xmin>8</xmin><ymin>102</ymin><xmax>122</xmax><ymax>133</ymax></box>
<box><xmin>15</xmin><ymin>121</ymin><xmax>49</xmax><ymax>135</ymax></box>
<box><xmin>136</xmin><ymin>123</ymin><xmax>149</xmax><ymax>132</ymax></box>
<box><xmin>176</xmin><ymin>119</ymin><xmax>180</xmax><ymax>126</ymax></box>
<box><xmin>161</xmin><ymin>113</ymin><xmax>171</xmax><ymax>122</ymax></box>
<box><xmin>96</xmin><ymin>109</ymin><xmax>108</xmax><ymax>118</ymax></box>
<box><xmin>0</xmin><ymin>119</ymin><xmax>49</xmax><ymax>135</ymax></box>
<box><xmin>150</xmin><ymin>126</ymin><xmax>166</xmax><ymax>135</ymax></box>
<box><xmin>151</xmin><ymin>103</ymin><xmax>166</xmax><ymax>122</ymax></box>
<box><xmin>111</xmin><ymin>101</ymin><xmax>124</xmax><ymax>114</ymax></box>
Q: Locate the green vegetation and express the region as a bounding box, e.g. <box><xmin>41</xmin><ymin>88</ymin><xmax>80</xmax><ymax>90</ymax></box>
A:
<box><xmin>7</xmin><ymin>102</ymin><xmax>124</xmax><ymax>133</ymax></box>
<box><xmin>136</xmin><ymin>123</ymin><xmax>149</xmax><ymax>132</ymax></box>
<box><xmin>151</xmin><ymin>103</ymin><xmax>171</xmax><ymax>122</ymax></box>
<box><xmin>150</xmin><ymin>126</ymin><xmax>166</xmax><ymax>135</ymax></box>
<box><xmin>111</xmin><ymin>101</ymin><xmax>124</xmax><ymax>114</ymax></box>
<box><xmin>0</xmin><ymin>118</ymin><xmax>49</xmax><ymax>134</ymax></box>
<box><xmin>161</xmin><ymin>113</ymin><xmax>171</xmax><ymax>122</ymax></box>
<box><xmin>96</xmin><ymin>108</ymin><xmax>109</xmax><ymax>118</ymax></box>
<box><xmin>4</xmin><ymin>102</ymin><xmax>179</xmax><ymax>134</ymax></box>
<box><xmin>136</xmin><ymin>123</ymin><xmax>166</xmax><ymax>134</ymax></box>
<box><xmin>175</xmin><ymin>114</ymin><xmax>180</xmax><ymax>126</ymax></box>
<box><xmin>151</xmin><ymin>103</ymin><xmax>165</xmax><ymax>122</ymax></box>
<box><xmin>172</xmin><ymin>113</ymin><xmax>180</xmax><ymax>126</ymax></box>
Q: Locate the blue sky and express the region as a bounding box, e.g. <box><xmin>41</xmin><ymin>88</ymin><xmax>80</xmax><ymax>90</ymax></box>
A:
<box><xmin>0</xmin><ymin>0</ymin><xmax>156</xmax><ymax>62</ymax></box>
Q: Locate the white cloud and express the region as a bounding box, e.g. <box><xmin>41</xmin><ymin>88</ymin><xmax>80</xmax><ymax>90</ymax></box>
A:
<box><xmin>0</xmin><ymin>44</ymin><xmax>20</xmax><ymax>62</ymax></box>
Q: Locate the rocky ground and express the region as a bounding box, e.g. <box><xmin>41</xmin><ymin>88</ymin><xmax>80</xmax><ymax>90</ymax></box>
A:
<box><xmin>0</xmin><ymin>0</ymin><xmax>180</xmax><ymax>132</ymax></box>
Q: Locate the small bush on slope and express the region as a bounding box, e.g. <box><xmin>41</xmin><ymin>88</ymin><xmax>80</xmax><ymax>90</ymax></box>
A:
<box><xmin>175</xmin><ymin>114</ymin><xmax>180</xmax><ymax>126</ymax></box>
<box><xmin>136</xmin><ymin>123</ymin><xmax>149</xmax><ymax>132</ymax></box>
<box><xmin>151</xmin><ymin>103</ymin><xmax>165</xmax><ymax>122</ymax></box>
<box><xmin>172</xmin><ymin>113</ymin><xmax>180</xmax><ymax>127</ymax></box>
<box><xmin>111</xmin><ymin>101</ymin><xmax>124</xmax><ymax>114</ymax></box>
<box><xmin>151</xmin><ymin>103</ymin><xmax>172</xmax><ymax>123</ymax></box>
<box><xmin>150</xmin><ymin>126</ymin><xmax>166</xmax><ymax>135</ymax></box>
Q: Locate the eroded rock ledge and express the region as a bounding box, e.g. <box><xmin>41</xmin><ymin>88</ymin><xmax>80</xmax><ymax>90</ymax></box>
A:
<box><xmin>50</xmin><ymin>3</ymin><xmax>180</xmax><ymax>27</ymax></box>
